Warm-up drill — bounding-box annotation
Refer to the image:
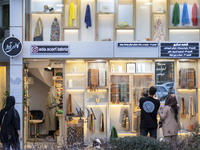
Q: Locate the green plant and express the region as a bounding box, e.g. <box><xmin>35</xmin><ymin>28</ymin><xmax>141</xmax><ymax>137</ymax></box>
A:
<box><xmin>2</xmin><ymin>89</ymin><xmax>10</xmax><ymax>108</ymax></box>
<box><xmin>110</xmin><ymin>136</ymin><xmax>171</xmax><ymax>150</ymax></box>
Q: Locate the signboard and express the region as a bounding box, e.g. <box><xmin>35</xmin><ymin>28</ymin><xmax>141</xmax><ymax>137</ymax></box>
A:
<box><xmin>2</xmin><ymin>37</ymin><xmax>22</xmax><ymax>57</ymax></box>
<box><xmin>118</xmin><ymin>43</ymin><xmax>158</xmax><ymax>47</ymax></box>
<box><xmin>160</xmin><ymin>43</ymin><xmax>199</xmax><ymax>58</ymax></box>
<box><xmin>31</xmin><ymin>45</ymin><xmax>70</xmax><ymax>54</ymax></box>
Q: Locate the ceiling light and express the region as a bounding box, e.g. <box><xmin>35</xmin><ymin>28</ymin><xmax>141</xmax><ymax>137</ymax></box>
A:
<box><xmin>47</xmin><ymin>62</ymin><xmax>52</xmax><ymax>70</ymax></box>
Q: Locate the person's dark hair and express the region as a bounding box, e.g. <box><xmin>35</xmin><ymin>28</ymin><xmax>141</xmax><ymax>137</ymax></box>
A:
<box><xmin>165</xmin><ymin>94</ymin><xmax>179</xmax><ymax>122</ymax></box>
<box><xmin>149</xmin><ymin>86</ymin><xmax>157</xmax><ymax>96</ymax></box>
<box><xmin>142</xmin><ymin>91</ymin><xmax>148</xmax><ymax>97</ymax></box>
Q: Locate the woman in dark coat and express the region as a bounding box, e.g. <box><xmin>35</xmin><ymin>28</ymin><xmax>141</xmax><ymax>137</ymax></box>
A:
<box><xmin>0</xmin><ymin>96</ymin><xmax>22</xmax><ymax>150</ymax></box>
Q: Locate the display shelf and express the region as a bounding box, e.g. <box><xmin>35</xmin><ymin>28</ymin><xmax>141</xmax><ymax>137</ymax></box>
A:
<box><xmin>66</xmin><ymin>72</ymin><xmax>85</xmax><ymax>76</ymax></box>
<box><xmin>86</xmin><ymin>102</ymin><xmax>108</xmax><ymax>106</ymax></box>
<box><xmin>169</xmin><ymin>26</ymin><xmax>200</xmax><ymax>29</ymax></box>
<box><xmin>116</xmin><ymin>27</ymin><xmax>135</xmax><ymax>29</ymax></box>
<box><xmin>63</xmin><ymin>27</ymin><xmax>80</xmax><ymax>29</ymax></box>
<box><xmin>66</xmin><ymin>88</ymin><xmax>85</xmax><ymax>91</ymax></box>
<box><xmin>31</xmin><ymin>12</ymin><xmax>62</xmax><ymax>14</ymax></box>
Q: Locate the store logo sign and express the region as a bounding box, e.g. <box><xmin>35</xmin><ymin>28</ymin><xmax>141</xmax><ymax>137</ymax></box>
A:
<box><xmin>2</xmin><ymin>37</ymin><xmax>22</xmax><ymax>57</ymax></box>
<box><xmin>31</xmin><ymin>45</ymin><xmax>70</xmax><ymax>55</ymax></box>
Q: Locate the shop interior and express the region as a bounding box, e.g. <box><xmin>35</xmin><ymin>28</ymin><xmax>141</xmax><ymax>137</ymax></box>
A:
<box><xmin>23</xmin><ymin>58</ymin><xmax>199</xmax><ymax>146</ymax></box>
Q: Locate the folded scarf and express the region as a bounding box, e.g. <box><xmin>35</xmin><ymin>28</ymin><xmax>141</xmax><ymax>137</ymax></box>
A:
<box><xmin>84</xmin><ymin>4</ymin><xmax>92</xmax><ymax>28</ymax></box>
<box><xmin>33</xmin><ymin>17</ymin><xmax>43</xmax><ymax>41</ymax></box>
<box><xmin>172</xmin><ymin>3</ymin><xmax>180</xmax><ymax>26</ymax></box>
<box><xmin>187</xmin><ymin>68</ymin><xmax>195</xmax><ymax>89</ymax></box>
<box><xmin>180</xmin><ymin>96</ymin><xmax>186</xmax><ymax>118</ymax></box>
<box><xmin>68</xmin><ymin>2</ymin><xmax>75</xmax><ymax>26</ymax></box>
<box><xmin>192</xmin><ymin>3</ymin><xmax>198</xmax><ymax>26</ymax></box>
<box><xmin>50</xmin><ymin>17</ymin><xmax>60</xmax><ymax>41</ymax></box>
<box><xmin>182</xmin><ymin>3</ymin><xmax>190</xmax><ymax>25</ymax></box>
<box><xmin>179</xmin><ymin>69</ymin><xmax>187</xmax><ymax>88</ymax></box>
<box><xmin>111</xmin><ymin>83</ymin><xmax>120</xmax><ymax>104</ymax></box>
<box><xmin>120</xmin><ymin>83</ymin><xmax>127</xmax><ymax>102</ymax></box>
<box><xmin>99</xmin><ymin>68</ymin><xmax>105</xmax><ymax>87</ymax></box>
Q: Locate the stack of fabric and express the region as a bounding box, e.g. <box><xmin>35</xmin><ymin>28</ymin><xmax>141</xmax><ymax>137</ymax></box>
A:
<box><xmin>120</xmin><ymin>83</ymin><xmax>127</xmax><ymax>102</ymax></box>
<box><xmin>179</xmin><ymin>68</ymin><xmax>195</xmax><ymax>88</ymax></box>
<box><xmin>111</xmin><ymin>83</ymin><xmax>120</xmax><ymax>104</ymax></box>
<box><xmin>88</xmin><ymin>69</ymin><xmax>99</xmax><ymax>91</ymax></box>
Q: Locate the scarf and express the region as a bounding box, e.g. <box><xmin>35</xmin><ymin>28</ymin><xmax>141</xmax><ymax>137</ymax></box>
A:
<box><xmin>88</xmin><ymin>112</ymin><xmax>95</xmax><ymax>132</ymax></box>
<box><xmin>182</xmin><ymin>3</ymin><xmax>190</xmax><ymax>25</ymax></box>
<box><xmin>67</xmin><ymin>94</ymin><xmax>73</xmax><ymax>115</ymax></box>
<box><xmin>88</xmin><ymin>69</ymin><xmax>99</xmax><ymax>91</ymax></box>
<box><xmin>153</xmin><ymin>19</ymin><xmax>165</xmax><ymax>41</ymax></box>
<box><xmin>100</xmin><ymin>112</ymin><xmax>104</xmax><ymax>132</ymax></box>
<box><xmin>187</xmin><ymin>68</ymin><xmax>195</xmax><ymax>89</ymax></box>
<box><xmin>110</xmin><ymin>126</ymin><xmax>118</xmax><ymax>140</ymax></box>
<box><xmin>111</xmin><ymin>83</ymin><xmax>120</xmax><ymax>104</ymax></box>
<box><xmin>192</xmin><ymin>3</ymin><xmax>198</xmax><ymax>26</ymax></box>
<box><xmin>188</xmin><ymin>96</ymin><xmax>196</xmax><ymax>120</ymax></box>
<box><xmin>121</xmin><ymin>109</ymin><xmax>129</xmax><ymax>131</ymax></box>
<box><xmin>85</xmin><ymin>4</ymin><xmax>92</xmax><ymax>28</ymax></box>
<box><xmin>133</xmin><ymin>116</ymin><xmax>138</xmax><ymax>132</ymax></box>
<box><xmin>50</xmin><ymin>17</ymin><xmax>60</xmax><ymax>41</ymax></box>
<box><xmin>172</xmin><ymin>3</ymin><xmax>180</xmax><ymax>26</ymax></box>
<box><xmin>120</xmin><ymin>83</ymin><xmax>127</xmax><ymax>102</ymax></box>
<box><xmin>99</xmin><ymin>68</ymin><xmax>105</xmax><ymax>87</ymax></box>
<box><xmin>180</xmin><ymin>96</ymin><xmax>186</xmax><ymax>118</ymax></box>
<box><xmin>33</xmin><ymin>17</ymin><xmax>43</xmax><ymax>41</ymax></box>
<box><xmin>179</xmin><ymin>69</ymin><xmax>187</xmax><ymax>88</ymax></box>
<box><xmin>68</xmin><ymin>2</ymin><xmax>75</xmax><ymax>26</ymax></box>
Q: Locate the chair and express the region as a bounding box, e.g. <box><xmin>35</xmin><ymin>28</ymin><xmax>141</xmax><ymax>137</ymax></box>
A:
<box><xmin>29</xmin><ymin>110</ymin><xmax>44</xmax><ymax>138</ymax></box>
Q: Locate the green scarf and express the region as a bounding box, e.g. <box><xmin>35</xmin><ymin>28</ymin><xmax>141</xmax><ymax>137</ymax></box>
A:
<box><xmin>110</xmin><ymin>126</ymin><xmax>118</xmax><ymax>140</ymax></box>
<box><xmin>172</xmin><ymin>3</ymin><xmax>180</xmax><ymax>26</ymax></box>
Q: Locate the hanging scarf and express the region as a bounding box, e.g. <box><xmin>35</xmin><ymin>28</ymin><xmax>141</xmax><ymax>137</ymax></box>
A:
<box><xmin>187</xmin><ymin>68</ymin><xmax>195</xmax><ymax>89</ymax></box>
<box><xmin>133</xmin><ymin>116</ymin><xmax>138</xmax><ymax>132</ymax></box>
<box><xmin>50</xmin><ymin>17</ymin><xmax>60</xmax><ymax>41</ymax></box>
<box><xmin>100</xmin><ymin>112</ymin><xmax>104</xmax><ymax>132</ymax></box>
<box><xmin>179</xmin><ymin>69</ymin><xmax>187</xmax><ymax>88</ymax></box>
<box><xmin>88</xmin><ymin>112</ymin><xmax>95</xmax><ymax>132</ymax></box>
<box><xmin>153</xmin><ymin>19</ymin><xmax>165</xmax><ymax>41</ymax></box>
<box><xmin>182</xmin><ymin>3</ymin><xmax>190</xmax><ymax>25</ymax></box>
<box><xmin>172</xmin><ymin>3</ymin><xmax>180</xmax><ymax>26</ymax></box>
<box><xmin>99</xmin><ymin>68</ymin><xmax>105</xmax><ymax>87</ymax></box>
<box><xmin>85</xmin><ymin>4</ymin><xmax>92</xmax><ymax>28</ymax></box>
<box><xmin>180</xmin><ymin>96</ymin><xmax>186</xmax><ymax>118</ymax></box>
<box><xmin>33</xmin><ymin>17</ymin><xmax>43</xmax><ymax>41</ymax></box>
<box><xmin>121</xmin><ymin>109</ymin><xmax>129</xmax><ymax>131</ymax></box>
<box><xmin>88</xmin><ymin>69</ymin><xmax>99</xmax><ymax>91</ymax></box>
<box><xmin>188</xmin><ymin>96</ymin><xmax>195</xmax><ymax>120</ymax></box>
<box><xmin>68</xmin><ymin>2</ymin><xmax>75</xmax><ymax>26</ymax></box>
<box><xmin>110</xmin><ymin>126</ymin><xmax>118</xmax><ymax>140</ymax></box>
<box><xmin>120</xmin><ymin>83</ymin><xmax>127</xmax><ymax>102</ymax></box>
<box><xmin>67</xmin><ymin>94</ymin><xmax>73</xmax><ymax>115</ymax></box>
<box><xmin>192</xmin><ymin>3</ymin><xmax>198</xmax><ymax>26</ymax></box>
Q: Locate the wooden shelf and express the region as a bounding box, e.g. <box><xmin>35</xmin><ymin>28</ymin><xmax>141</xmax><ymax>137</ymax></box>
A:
<box><xmin>116</xmin><ymin>27</ymin><xmax>135</xmax><ymax>30</ymax></box>
<box><xmin>168</xmin><ymin>26</ymin><xmax>200</xmax><ymax>29</ymax></box>
<box><xmin>65</xmin><ymin>72</ymin><xmax>85</xmax><ymax>76</ymax></box>
<box><xmin>97</xmin><ymin>12</ymin><xmax>115</xmax><ymax>15</ymax></box>
<box><xmin>63</xmin><ymin>27</ymin><xmax>80</xmax><ymax>29</ymax></box>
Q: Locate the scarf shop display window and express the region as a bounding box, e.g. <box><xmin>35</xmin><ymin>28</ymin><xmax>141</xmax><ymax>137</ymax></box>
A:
<box><xmin>177</xmin><ymin>60</ymin><xmax>198</xmax><ymax>134</ymax></box>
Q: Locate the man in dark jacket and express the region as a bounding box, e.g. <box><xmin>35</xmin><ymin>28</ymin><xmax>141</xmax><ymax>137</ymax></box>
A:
<box><xmin>139</xmin><ymin>86</ymin><xmax>160</xmax><ymax>139</ymax></box>
<box><xmin>0</xmin><ymin>96</ymin><xmax>22</xmax><ymax>150</ymax></box>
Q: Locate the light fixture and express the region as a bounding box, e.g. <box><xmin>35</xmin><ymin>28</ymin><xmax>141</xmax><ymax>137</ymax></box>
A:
<box><xmin>47</xmin><ymin>62</ymin><xmax>52</xmax><ymax>70</ymax></box>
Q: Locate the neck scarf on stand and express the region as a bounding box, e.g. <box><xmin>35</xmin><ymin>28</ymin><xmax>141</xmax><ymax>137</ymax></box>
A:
<box><xmin>50</xmin><ymin>17</ymin><xmax>60</xmax><ymax>41</ymax></box>
<box><xmin>172</xmin><ymin>2</ymin><xmax>180</xmax><ymax>26</ymax></box>
<box><xmin>68</xmin><ymin>2</ymin><xmax>75</xmax><ymax>26</ymax></box>
<box><xmin>192</xmin><ymin>3</ymin><xmax>198</xmax><ymax>26</ymax></box>
<box><xmin>67</xmin><ymin>94</ymin><xmax>73</xmax><ymax>115</ymax></box>
<box><xmin>182</xmin><ymin>3</ymin><xmax>190</xmax><ymax>25</ymax></box>
<box><xmin>188</xmin><ymin>96</ymin><xmax>196</xmax><ymax>120</ymax></box>
<box><xmin>85</xmin><ymin>4</ymin><xmax>92</xmax><ymax>28</ymax></box>
<box><xmin>153</xmin><ymin>19</ymin><xmax>165</xmax><ymax>41</ymax></box>
<box><xmin>180</xmin><ymin>96</ymin><xmax>186</xmax><ymax>118</ymax></box>
<box><xmin>121</xmin><ymin>109</ymin><xmax>129</xmax><ymax>131</ymax></box>
<box><xmin>89</xmin><ymin>112</ymin><xmax>95</xmax><ymax>132</ymax></box>
<box><xmin>120</xmin><ymin>83</ymin><xmax>127</xmax><ymax>102</ymax></box>
<box><xmin>100</xmin><ymin>112</ymin><xmax>104</xmax><ymax>132</ymax></box>
<box><xmin>33</xmin><ymin>17</ymin><xmax>43</xmax><ymax>41</ymax></box>
<box><xmin>88</xmin><ymin>69</ymin><xmax>99</xmax><ymax>91</ymax></box>
<box><xmin>110</xmin><ymin>126</ymin><xmax>118</xmax><ymax>140</ymax></box>
<box><xmin>99</xmin><ymin>68</ymin><xmax>105</xmax><ymax>87</ymax></box>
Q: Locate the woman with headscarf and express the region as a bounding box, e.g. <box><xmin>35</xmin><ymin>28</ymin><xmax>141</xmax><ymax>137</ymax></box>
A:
<box><xmin>158</xmin><ymin>94</ymin><xmax>181</xmax><ymax>143</ymax></box>
<box><xmin>45</xmin><ymin>86</ymin><xmax>57</xmax><ymax>141</ymax></box>
<box><xmin>0</xmin><ymin>96</ymin><xmax>22</xmax><ymax>150</ymax></box>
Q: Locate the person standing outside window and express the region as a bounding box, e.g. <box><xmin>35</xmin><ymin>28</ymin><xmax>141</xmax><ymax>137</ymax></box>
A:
<box><xmin>0</xmin><ymin>96</ymin><xmax>22</xmax><ymax>150</ymax></box>
<box><xmin>139</xmin><ymin>86</ymin><xmax>160</xmax><ymax>139</ymax></box>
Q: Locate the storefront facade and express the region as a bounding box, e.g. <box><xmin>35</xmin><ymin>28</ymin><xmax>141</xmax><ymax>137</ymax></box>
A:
<box><xmin>9</xmin><ymin>0</ymin><xmax>200</xmax><ymax>149</ymax></box>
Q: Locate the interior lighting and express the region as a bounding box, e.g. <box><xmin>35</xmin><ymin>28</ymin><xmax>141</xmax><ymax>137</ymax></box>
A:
<box><xmin>47</xmin><ymin>62</ymin><xmax>52</xmax><ymax>70</ymax></box>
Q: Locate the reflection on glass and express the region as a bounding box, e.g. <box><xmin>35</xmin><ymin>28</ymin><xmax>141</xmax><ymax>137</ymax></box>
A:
<box><xmin>155</xmin><ymin>62</ymin><xmax>174</xmax><ymax>101</ymax></box>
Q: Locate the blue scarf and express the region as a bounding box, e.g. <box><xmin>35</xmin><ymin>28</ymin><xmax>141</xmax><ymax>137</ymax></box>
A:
<box><xmin>85</xmin><ymin>4</ymin><xmax>92</xmax><ymax>28</ymax></box>
<box><xmin>182</xmin><ymin>3</ymin><xmax>190</xmax><ymax>25</ymax></box>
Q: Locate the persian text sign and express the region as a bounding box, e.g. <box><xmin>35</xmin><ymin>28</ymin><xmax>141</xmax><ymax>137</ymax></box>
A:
<box><xmin>160</xmin><ymin>43</ymin><xmax>199</xmax><ymax>58</ymax></box>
